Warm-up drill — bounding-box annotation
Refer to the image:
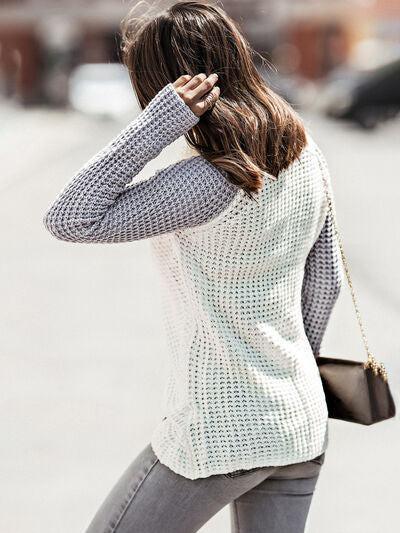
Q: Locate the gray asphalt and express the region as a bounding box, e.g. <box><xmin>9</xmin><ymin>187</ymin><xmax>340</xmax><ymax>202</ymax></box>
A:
<box><xmin>1</xmin><ymin>104</ymin><xmax>399</xmax><ymax>533</ymax></box>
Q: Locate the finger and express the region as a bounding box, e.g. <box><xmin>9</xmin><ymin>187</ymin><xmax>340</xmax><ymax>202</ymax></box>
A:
<box><xmin>190</xmin><ymin>73</ymin><xmax>219</xmax><ymax>102</ymax></box>
<box><xmin>183</xmin><ymin>73</ymin><xmax>207</xmax><ymax>91</ymax></box>
<box><xmin>196</xmin><ymin>85</ymin><xmax>220</xmax><ymax>114</ymax></box>
<box><xmin>173</xmin><ymin>74</ymin><xmax>192</xmax><ymax>89</ymax></box>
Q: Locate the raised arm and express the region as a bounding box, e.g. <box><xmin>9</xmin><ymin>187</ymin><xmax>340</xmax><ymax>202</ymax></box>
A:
<box><xmin>43</xmin><ymin>81</ymin><xmax>238</xmax><ymax>243</ymax></box>
<box><xmin>301</xmin><ymin>145</ymin><xmax>344</xmax><ymax>356</ymax></box>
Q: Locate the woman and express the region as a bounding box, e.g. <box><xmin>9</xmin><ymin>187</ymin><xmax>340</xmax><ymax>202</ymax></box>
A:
<box><xmin>43</xmin><ymin>2</ymin><xmax>343</xmax><ymax>532</ymax></box>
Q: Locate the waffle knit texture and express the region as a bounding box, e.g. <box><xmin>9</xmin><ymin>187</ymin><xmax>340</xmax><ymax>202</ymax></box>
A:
<box><xmin>43</xmin><ymin>82</ymin><xmax>343</xmax><ymax>479</ymax></box>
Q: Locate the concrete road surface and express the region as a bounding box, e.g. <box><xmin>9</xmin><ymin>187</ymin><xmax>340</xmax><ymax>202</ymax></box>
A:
<box><xmin>1</xmin><ymin>103</ymin><xmax>399</xmax><ymax>533</ymax></box>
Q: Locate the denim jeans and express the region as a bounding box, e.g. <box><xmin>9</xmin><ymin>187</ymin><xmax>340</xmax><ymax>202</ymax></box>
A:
<box><xmin>84</xmin><ymin>443</ymin><xmax>325</xmax><ymax>533</ymax></box>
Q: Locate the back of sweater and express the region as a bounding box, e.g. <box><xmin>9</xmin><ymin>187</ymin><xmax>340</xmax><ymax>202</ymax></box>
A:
<box><xmin>150</xmin><ymin>136</ymin><xmax>339</xmax><ymax>478</ymax></box>
<box><xmin>43</xmin><ymin>82</ymin><xmax>343</xmax><ymax>480</ymax></box>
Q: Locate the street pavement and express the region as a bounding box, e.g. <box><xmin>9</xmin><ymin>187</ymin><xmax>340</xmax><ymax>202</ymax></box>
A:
<box><xmin>1</xmin><ymin>103</ymin><xmax>399</xmax><ymax>533</ymax></box>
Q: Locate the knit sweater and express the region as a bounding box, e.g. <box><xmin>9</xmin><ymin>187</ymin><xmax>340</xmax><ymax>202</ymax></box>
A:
<box><xmin>43</xmin><ymin>82</ymin><xmax>343</xmax><ymax>479</ymax></box>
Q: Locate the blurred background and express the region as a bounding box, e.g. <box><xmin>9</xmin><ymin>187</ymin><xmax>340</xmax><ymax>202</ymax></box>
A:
<box><xmin>1</xmin><ymin>1</ymin><xmax>399</xmax><ymax>532</ymax></box>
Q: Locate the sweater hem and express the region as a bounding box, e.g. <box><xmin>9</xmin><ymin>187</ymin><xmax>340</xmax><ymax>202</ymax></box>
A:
<box><xmin>150</xmin><ymin>422</ymin><xmax>329</xmax><ymax>480</ymax></box>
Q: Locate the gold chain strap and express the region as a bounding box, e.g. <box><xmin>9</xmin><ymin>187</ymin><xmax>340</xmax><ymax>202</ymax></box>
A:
<box><xmin>320</xmin><ymin>160</ymin><xmax>388</xmax><ymax>382</ymax></box>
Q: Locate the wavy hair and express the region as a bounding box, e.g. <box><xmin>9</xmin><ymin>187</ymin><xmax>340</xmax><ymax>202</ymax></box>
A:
<box><xmin>121</xmin><ymin>1</ymin><xmax>307</xmax><ymax>198</ymax></box>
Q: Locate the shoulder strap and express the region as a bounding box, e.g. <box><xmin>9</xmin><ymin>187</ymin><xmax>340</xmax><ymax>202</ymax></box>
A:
<box><xmin>318</xmin><ymin>149</ymin><xmax>388</xmax><ymax>381</ymax></box>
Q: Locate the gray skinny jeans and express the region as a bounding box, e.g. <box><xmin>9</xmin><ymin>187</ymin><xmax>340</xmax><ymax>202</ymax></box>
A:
<box><xmin>84</xmin><ymin>443</ymin><xmax>325</xmax><ymax>533</ymax></box>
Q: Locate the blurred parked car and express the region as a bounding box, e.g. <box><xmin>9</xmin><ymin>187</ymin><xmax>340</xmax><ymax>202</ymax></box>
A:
<box><xmin>69</xmin><ymin>63</ymin><xmax>138</xmax><ymax>118</ymax></box>
<box><xmin>316</xmin><ymin>57</ymin><xmax>400</xmax><ymax>129</ymax></box>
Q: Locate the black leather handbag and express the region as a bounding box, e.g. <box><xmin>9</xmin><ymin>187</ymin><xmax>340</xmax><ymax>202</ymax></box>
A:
<box><xmin>316</xmin><ymin>355</ymin><xmax>395</xmax><ymax>424</ymax></box>
<box><xmin>316</xmin><ymin>165</ymin><xmax>396</xmax><ymax>425</ymax></box>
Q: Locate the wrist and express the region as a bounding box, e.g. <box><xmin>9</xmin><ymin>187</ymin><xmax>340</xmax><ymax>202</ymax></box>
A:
<box><xmin>143</xmin><ymin>82</ymin><xmax>200</xmax><ymax>145</ymax></box>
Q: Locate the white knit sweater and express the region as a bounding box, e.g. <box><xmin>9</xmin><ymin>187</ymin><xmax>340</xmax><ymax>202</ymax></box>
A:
<box><xmin>44</xmin><ymin>82</ymin><xmax>343</xmax><ymax>480</ymax></box>
<box><xmin>150</xmin><ymin>133</ymin><xmax>340</xmax><ymax>479</ymax></box>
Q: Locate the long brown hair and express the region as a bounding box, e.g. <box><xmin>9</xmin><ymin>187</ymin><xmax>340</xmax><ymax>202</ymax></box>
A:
<box><xmin>121</xmin><ymin>1</ymin><xmax>307</xmax><ymax>198</ymax></box>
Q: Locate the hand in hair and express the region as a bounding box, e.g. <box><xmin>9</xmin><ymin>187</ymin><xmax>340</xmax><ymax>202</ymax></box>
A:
<box><xmin>173</xmin><ymin>73</ymin><xmax>220</xmax><ymax>117</ymax></box>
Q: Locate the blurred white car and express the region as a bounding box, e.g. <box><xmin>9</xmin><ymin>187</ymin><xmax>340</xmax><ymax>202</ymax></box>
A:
<box><xmin>68</xmin><ymin>63</ymin><xmax>139</xmax><ymax>118</ymax></box>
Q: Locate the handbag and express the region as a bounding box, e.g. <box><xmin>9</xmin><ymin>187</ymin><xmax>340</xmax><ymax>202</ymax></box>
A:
<box><xmin>315</xmin><ymin>158</ymin><xmax>396</xmax><ymax>425</ymax></box>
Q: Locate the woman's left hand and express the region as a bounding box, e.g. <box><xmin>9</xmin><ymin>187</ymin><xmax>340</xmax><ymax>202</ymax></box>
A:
<box><xmin>172</xmin><ymin>73</ymin><xmax>220</xmax><ymax>117</ymax></box>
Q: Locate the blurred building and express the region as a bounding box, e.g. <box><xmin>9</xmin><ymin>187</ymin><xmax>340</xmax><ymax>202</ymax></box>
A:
<box><xmin>1</xmin><ymin>0</ymin><xmax>399</xmax><ymax>106</ymax></box>
<box><xmin>0</xmin><ymin>0</ymin><xmax>127</xmax><ymax>104</ymax></box>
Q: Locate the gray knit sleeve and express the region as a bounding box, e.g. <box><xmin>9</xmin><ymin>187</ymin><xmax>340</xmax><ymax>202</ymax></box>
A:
<box><xmin>301</xmin><ymin>208</ymin><xmax>343</xmax><ymax>357</ymax></box>
<box><xmin>43</xmin><ymin>82</ymin><xmax>238</xmax><ymax>243</ymax></box>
